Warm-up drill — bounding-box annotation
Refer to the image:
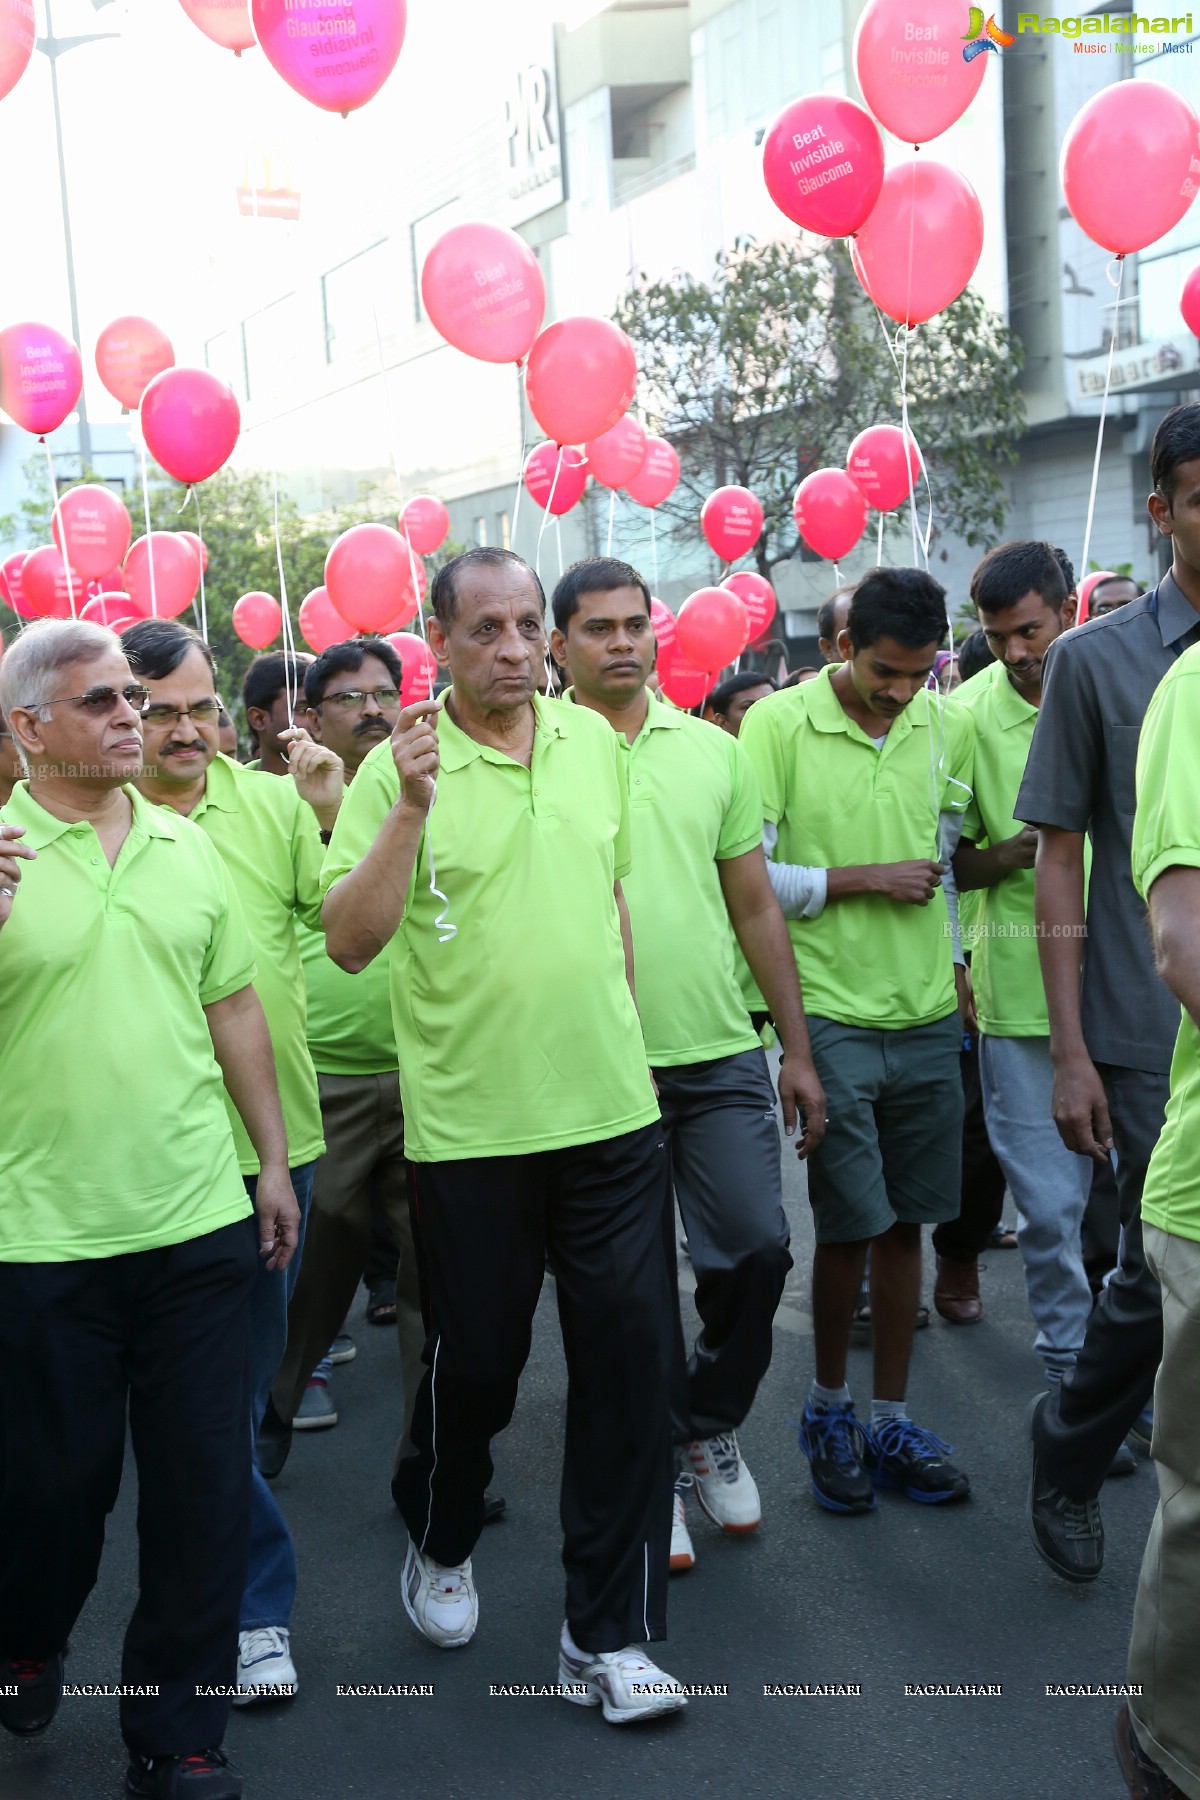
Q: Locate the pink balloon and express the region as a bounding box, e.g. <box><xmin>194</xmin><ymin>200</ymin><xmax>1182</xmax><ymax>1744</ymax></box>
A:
<box><xmin>177</xmin><ymin>0</ymin><xmax>256</xmax><ymax>52</ymax></box>
<box><xmin>95</xmin><ymin>316</ymin><xmax>175</xmax><ymax>410</ymax></box>
<box><xmin>0</xmin><ymin>551</ymin><xmax>30</xmax><ymax>618</ymax></box>
<box><xmin>400</xmin><ymin>495</ymin><xmax>450</xmax><ymax>555</ymax></box>
<box><xmin>523</xmin><ymin>442</ymin><xmax>588</xmax><ymax>515</ymax></box>
<box><xmin>854</xmin><ymin>0</ymin><xmax>988</xmax><ymax>146</ymax></box>
<box><xmin>250</xmin><ymin>0</ymin><xmax>406</xmax><ymax>115</ymax></box>
<box><xmin>650</xmin><ymin>596</ymin><xmax>677</xmax><ymax>656</ymax></box>
<box><xmin>762</xmin><ymin>95</ymin><xmax>885</xmax><ymax>238</ymax></box>
<box><xmin>626</xmin><ymin>437</ymin><xmax>681</xmax><ymax>508</ymax></box>
<box><xmin>420</xmin><ymin>223</ymin><xmax>545</xmax><ymax>365</ymax></box>
<box><xmin>845</xmin><ymin>426</ymin><xmax>922</xmax><ymax>513</ymax></box>
<box><xmin>585</xmin><ymin>415</ymin><xmax>648</xmax><ymax>491</ymax></box>
<box><xmin>387</xmin><ymin>631</ymin><xmax>439</xmax><ymax>705</ymax></box>
<box><xmin>21</xmin><ymin>546</ymin><xmax>83</xmax><ymax>619</ymax></box>
<box><xmin>51</xmin><ymin>486</ymin><xmax>133</xmax><ymax>580</ymax></box>
<box><xmin>233</xmin><ymin>590</ymin><xmax>283</xmax><ymax>649</ymax></box>
<box><xmin>701</xmin><ymin>486</ymin><xmax>764</xmax><ymax>563</ymax></box>
<box><xmin>140</xmin><ymin>367</ymin><xmax>241</xmax><ymax>485</ymax></box>
<box><xmin>658</xmin><ymin>645</ymin><xmax>714</xmax><ymax>709</ymax></box>
<box><xmin>0</xmin><ymin>0</ymin><xmax>34</xmax><ymax>104</ymax></box>
<box><xmin>852</xmin><ymin>161</ymin><xmax>983</xmax><ymax>326</ymax></box>
<box><xmin>81</xmin><ymin>592</ymin><xmax>146</xmax><ymax>632</ymax></box>
<box><xmin>299</xmin><ymin>586</ymin><xmax>351</xmax><ymax>654</ymax></box>
<box><xmin>0</xmin><ymin>322</ymin><xmax>82</xmax><ymax>436</ymax></box>
<box><xmin>1183</xmin><ymin>266</ymin><xmax>1200</xmax><ymax>339</ymax></box>
<box><xmin>123</xmin><ymin>533</ymin><xmax>202</xmax><ymax>619</ymax></box>
<box><xmin>178</xmin><ymin>529</ymin><xmax>209</xmax><ymax>574</ymax></box>
<box><xmin>378</xmin><ymin>557</ymin><xmax>425</xmax><ymax>633</ymax></box>
<box><xmin>525</xmin><ymin>318</ymin><xmax>638</xmax><ymax>447</ymax></box>
<box><xmin>325</xmin><ymin>524</ymin><xmax>416</xmax><ymax>634</ymax></box>
<box><xmin>1061</xmin><ymin>80</ymin><xmax>1200</xmax><ymax>257</ymax></box>
<box><xmin>676</xmin><ymin>586</ymin><xmax>750</xmax><ymax>673</ymax></box>
<box><xmin>722</xmin><ymin>571</ymin><xmax>776</xmax><ymax>640</ymax></box>
<box><xmin>793</xmin><ymin>469</ymin><xmax>868</xmax><ymax>561</ymax></box>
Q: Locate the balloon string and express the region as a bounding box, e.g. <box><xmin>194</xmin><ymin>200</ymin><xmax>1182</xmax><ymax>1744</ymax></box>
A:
<box><xmin>42</xmin><ymin>440</ymin><xmax>75</xmax><ymax>617</ymax></box>
<box><xmin>271</xmin><ymin>469</ymin><xmax>298</xmax><ymax>729</ymax></box>
<box><xmin>535</xmin><ymin>447</ymin><xmax>563</xmax><ymax>584</ymax></box>
<box><xmin>136</xmin><ymin>424</ymin><xmax>159</xmax><ymax>617</ymax></box>
<box><xmin>1079</xmin><ymin>258</ymin><xmax>1125</xmax><ymax>584</ymax></box>
<box><xmin>192</xmin><ymin>487</ymin><xmax>208</xmax><ymax>645</ymax></box>
<box><xmin>606</xmin><ymin>488</ymin><xmax>616</xmax><ymax>556</ymax></box>
<box><xmin>555</xmin><ymin>515</ymin><xmax>564</xmax><ymax>584</ymax></box>
<box><xmin>650</xmin><ymin>510</ymin><xmax>658</xmax><ymax>592</ymax></box>
<box><xmin>509</xmin><ymin>365</ymin><xmax>531</xmax><ymax>554</ymax></box>
<box><xmin>876</xmin><ymin>512</ymin><xmax>884</xmax><ymax>567</ymax></box>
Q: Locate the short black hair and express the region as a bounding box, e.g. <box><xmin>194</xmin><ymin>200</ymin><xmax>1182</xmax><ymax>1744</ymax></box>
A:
<box><xmin>846</xmin><ymin>567</ymin><xmax>947</xmax><ymax>654</ymax></box>
<box><xmin>430</xmin><ymin>547</ymin><xmax>545</xmax><ymax>626</ymax></box>
<box><xmin>970</xmin><ymin>541</ymin><xmax>1067</xmax><ymax>616</ymax></box>
<box><xmin>1051</xmin><ymin>546</ymin><xmax>1076</xmax><ymax>597</ymax></box>
<box><xmin>304</xmin><ymin>636</ymin><xmax>402</xmax><ymax>709</ymax></box>
<box><xmin>123</xmin><ymin>617</ymin><xmax>217</xmax><ymax>682</ymax></box>
<box><xmin>551</xmin><ymin>557</ymin><xmax>651</xmax><ymax>631</ymax></box>
<box><xmin>781</xmin><ymin>667</ymin><xmax>819</xmax><ymax>687</ymax></box>
<box><xmin>817</xmin><ymin>582</ymin><xmax>857</xmax><ymax>643</ymax></box>
<box><xmin>956</xmin><ymin>628</ymin><xmax>995</xmax><ymax>684</ymax></box>
<box><xmin>242</xmin><ymin>650</ymin><xmax>314</xmax><ymax>716</ymax></box>
<box><xmin>1151</xmin><ymin>403</ymin><xmax>1200</xmax><ymax>503</ymax></box>
<box><xmin>707</xmin><ymin>670</ymin><xmax>778</xmax><ymax>715</ymax></box>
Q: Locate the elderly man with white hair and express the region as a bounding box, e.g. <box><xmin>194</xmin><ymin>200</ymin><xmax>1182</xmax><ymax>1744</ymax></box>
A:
<box><xmin>0</xmin><ymin>619</ymin><xmax>295</xmax><ymax>1800</ymax></box>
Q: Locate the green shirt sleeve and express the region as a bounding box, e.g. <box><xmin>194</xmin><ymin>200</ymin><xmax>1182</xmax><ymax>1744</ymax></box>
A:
<box><xmin>716</xmin><ymin>738</ymin><xmax>766</xmax><ymax>860</ymax></box>
<box><xmin>321</xmin><ymin>743</ymin><xmax>405</xmax><ymax>896</ymax></box>
<box><xmin>612</xmin><ymin>732</ymin><xmax>633</xmax><ymax>883</ymax></box>
<box><xmin>197</xmin><ymin>837</ymin><xmax>258</xmax><ymax>1006</ymax></box>
<box><xmin>738</xmin><ymin>697</ymin><xmax>784</xmax><ymax>827</ymax></box>
<box><xmin>1134</xmin><ymin>661</ymin><xmax>1200</xmax><ymax>898</ymax></box>
<box><xmin>938</xmin><ymin>703</ymin><xmax>975</xmax><ymax>821</ymax></box>
<box><xmin>290</xmin><ymin>790</ymin><xmax>328</xmax><ymax>933</ymax></box>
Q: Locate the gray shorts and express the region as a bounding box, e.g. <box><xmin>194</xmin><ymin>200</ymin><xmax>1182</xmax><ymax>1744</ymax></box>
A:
<box><xmin>805</xmin><ymin>1013</ymin><xmax>964</xmax><ymax>1244</ymax></box>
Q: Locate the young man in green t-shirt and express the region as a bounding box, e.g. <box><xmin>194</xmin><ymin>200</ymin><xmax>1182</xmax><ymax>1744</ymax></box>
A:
<box><xmin>741</xmin><ymin>568</ymin><xmax>974</xmax><ymax>1517</ymax></box>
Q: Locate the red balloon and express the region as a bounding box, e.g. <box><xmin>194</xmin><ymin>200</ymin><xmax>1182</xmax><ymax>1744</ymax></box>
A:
<box><xmin>722</xmin><ymin>571</ymin><xmax>776</xmax><ymax>640</ymax></box>
<box><xmin>401</xmin><ymin>495</ymin><xmax>450</xmax><ymax>555</ymax></box>
<box><xmin>0</xmin><ymin>0</ymin><xmax>35</xmax><ymax>105</ymax></box>
<box><xmin>852</xmin><ymin>161</ymin><xmax>983</xmax><ymax>327</ymax></box>
<box><xmin>140</xmin><ymin>367</ymin><xmax>241</xmax><ymax>485</ymax></box>
<box><xmin>81</xmin><ymin>592</ymin><xmax>146</xmax><ymax>632</ymax></box>
<box><xmin>325</xmin><ymin>524</ymin><xmax>416</xmax><ymax>634</ymax></box>
<box><xmin>21</xmin><ymin>546</ymin><xmax>83</xmax><ymax>619</ymax></box>
<box><xmin>233</xmin><ymin>591</ymin><xmax>282</xmax><ymax>649</ymax></box>
<box><xmin>523</xmin><ymin>442</ymin><xmax>588</xmax><ymax>515</ymax></box>
<box><xmin>762</xmin><ymin>95</ymin><xmax>885</xmax><ymax>238</ymax></box>
<box><xmin>676</xmin><ymin>586</ymin><xmax>750</xmax><ymax>673</ymax></box>
<box><xmin>626</xmin><ymin>437</ymin><xmax>680</xmax><ymax>508</ymax></box>
<box><xmin>525</xmin><ymin>318</ymin><xmax>638</xmax><ymax>446</ymax></box>
<box><xmin>123</xmin><ymin>532</ymin><xmax>202</xmax><ymax>619</ymax></box>
<box><xmin>299</xmin><ymin>586</ymin><xmax>351</xmax><ymax>654</ymax></box>
<box><xmin>845</xmin><ymin>426</ymin><xmax>922</xmax><ymax>513</ymax></box>
<box><xmin>378</xmin><ymin>552</ymin><xmax>427</xmax><ymax>632</ymax></box>
<box><xmin>659</xmin><ymin>649</ymin><xmax>714</xmax><ymax>709</ymax></box>
<box><xmin>585</xmin><ymin>415</ymin><xmax>648</xmax><ymax>491</ymax></box>
<box><xmin>177</xmin><ymin>0</ymin><xmax>255</xmax><ymax>52</ymax></box>
<box><xmin>387</xmin><ymin>631</ymin><xmax>439</xmax><ymax>705</ymax></box>
<box><xmin>1062</xmin><ymin>80</ymin><xmax>1200</xmax><ymax>258</ymax></box>
<box><xmin>178</xmin><ymin>529</ymin><xmax>209</xmax><ymax>574</ymax></box>
<box><xmin>650</xmin><ymin>596</ymin><xmax>677</xmax><ymax>656</ymax></box>
<box><xmin>250</xmin><ymin>0</ymin><xmax>406</xmax><ymax>114</ymax></box>
<box><xmin>0</xmin><ymin>322</ymin><xmax>82</xmax><ymax>436</ymax></box>
<box><xmin>420</xmin><ymin>223</ymin><xmax>546</xmax><ymax>364</ymax></box>
<box><xmin>0</xmin><ymin>551</ymin><xmax>30</xmax><ymax>618</ymax></box>
<box><xmin>854</xmin><ymin>0</ymin><xmax>987</xmax><ymax>147</ymax></box>
<box><xmin>793</xmin><ymin>469</ymin><xmax>868</xmax><ymax>561</ymax></box>
<box><xmin>95</xmin><ymin>316</ymin><xmax>175</xmax><ymax>410</ymax></box>
<box><xmin>1183</xmin><ymin>266</ymin><xmax>1200</xmax><ymax>339</ymax></box>
<box><xmin>701</xmin><ymin>486</ymin><xmax>764</xmax><ymax>563</ymax></box>
<box><xmin>51</xmin><ymin>486</ymin><xmax>133</xmax><ymax>580</ymax></box>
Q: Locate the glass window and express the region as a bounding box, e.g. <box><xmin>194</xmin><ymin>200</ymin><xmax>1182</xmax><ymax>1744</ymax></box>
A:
<box><xmin>204</xmin><ymin>329</ymin><xmax>247</xmax><ymax>401</ymax></box>
<box><xmin>497</xmin><ymin>511</ymin><xmax>511</xmax><ymax>550</ymax></box>
<box><xmin>411</xmin><ymin>200</ymin><xmax>464</xmax><ymax>324</ymax></box>
<box><xmin>322</xmin><ymin>240</ymin><xmax>406</xmax><ymax>365</ymax></box>
<box><xmin>243</xmin><ymin>294</ymin><xmax>302</xmax><ymax>406</ymax></box>
<box><xmin>474</xmin><ymin>517</ymin><xmax>489</xmax><ymax>546</ymax></box>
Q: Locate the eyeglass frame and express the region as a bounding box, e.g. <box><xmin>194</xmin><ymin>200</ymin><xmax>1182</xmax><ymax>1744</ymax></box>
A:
<box><xmin>313</xmin><ymin>685</ymin><xmax>402</xmax><ymax>712</ymax></box>
<box><xmin>140</xmin><ymin>697</ymin><xmax>222</xmax><ymax>727</ymax></box>
<box><xmin>26</xmin><ymin>683</ymin><xmax>152</xmax><ymax>715</ymax></box>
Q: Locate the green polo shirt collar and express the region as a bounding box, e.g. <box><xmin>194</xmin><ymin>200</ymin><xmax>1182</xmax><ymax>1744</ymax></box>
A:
<box><xmin>805</xmin><ymin>664</ymin><xmax>924</xmax><ymax>749</ymax></box>
<box><xmin>190</xmin><ymin>751</ymin><xmax>242</xmax><ymax>815</ymax></box>
<box><xmin>561</xmin><ymin>687</ymin><xmax>684</xmax><ymax>738</ymax></box>
<box><xmin>5</xmin><ymin>780</ymin><xmax>176</xmax><ymax>849</ymax></box>
<box><xmin>438</xmin><ymin>692</ymin><xmax>565</xmax><ymax>773</ymax></box>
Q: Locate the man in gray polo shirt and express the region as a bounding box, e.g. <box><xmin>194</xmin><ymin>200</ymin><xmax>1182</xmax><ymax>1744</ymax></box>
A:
<box><xmin>1016</xmin><ymin>403</ymin><xmax>1200</xmax><ymax>1583</ymax></box>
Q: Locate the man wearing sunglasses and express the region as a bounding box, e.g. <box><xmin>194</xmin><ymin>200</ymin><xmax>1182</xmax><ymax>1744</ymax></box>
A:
<box><xmin>123</xmin><ymin>617</ymin><xmax>343</xmax><ymax>1715</ymax></box>
<box><xmin>0</xmin><ymin>618</ymin><xmax>295</xmax><ymax>1800</ymax></box>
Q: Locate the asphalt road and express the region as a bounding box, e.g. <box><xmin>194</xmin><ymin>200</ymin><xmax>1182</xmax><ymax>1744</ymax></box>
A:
<box><xmin>2</xmin><ymin>1130</ymin><xmax>1157</xmax><ymax>1800</ymax></box>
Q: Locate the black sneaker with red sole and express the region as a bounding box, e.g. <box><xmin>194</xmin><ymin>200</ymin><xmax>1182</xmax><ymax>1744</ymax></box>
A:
<box><xmin>0</xmin><ymin>1653</ymin><xmax>64</xmax><ymax>1737</ymax></box>
<box><xmin>125</xmin><ymin>1748</ymin><xmax>243</xmax><ymax>1799</ymax></box>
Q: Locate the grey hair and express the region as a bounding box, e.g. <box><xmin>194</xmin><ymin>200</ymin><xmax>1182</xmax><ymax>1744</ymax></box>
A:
<box><xmin>0</xmin><ymin>618</ymin><xmax>122</xmax><ymax>723</ymax></box>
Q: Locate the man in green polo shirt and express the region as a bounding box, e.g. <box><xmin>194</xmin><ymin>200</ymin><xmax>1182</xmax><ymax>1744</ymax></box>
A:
<box><xmin>741</xmin><ymin>567</ymin><xmax>974</xmax><ymax>1518</ymax></box>
<box><xmin>549</xmin><ymin>556</ymin><xmax>825</xmax><ymax>1573</ymax></box>
<box><xmin>0</xmin><ymin>618</ymin><xmax>295</xmax><ymax>1800</ymax></box>
<box><xmin>950</xmin><ymin>541</ymin><xmax>1096</xmax><ymax>1383</ymax></box>
<box><xmin>1120</xmin><ymin>637</ymin><xmax>1200</xmax><ymax>1800</ymax></box>
<box><xmin>124</xmin><ymin>618</ymin><xmax>336</xmax><ymax>1710</ymax></box>
<box><xmin>323</xmin><ymin>546</ymin><xmax>688</xmax><ymax>1723</ymax></box>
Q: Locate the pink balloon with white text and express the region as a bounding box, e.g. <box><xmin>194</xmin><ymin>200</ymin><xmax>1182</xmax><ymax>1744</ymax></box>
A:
<box><xmin>250</xmin><ymin>0</ymin><xmax>407</xmax><ymax>115</ymax></box>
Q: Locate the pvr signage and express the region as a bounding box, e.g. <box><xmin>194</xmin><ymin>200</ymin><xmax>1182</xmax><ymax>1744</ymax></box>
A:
<box><xmin>505</xmin><ymin>59</ymin><xmax>563</xmax><ymax>223</ymax></box>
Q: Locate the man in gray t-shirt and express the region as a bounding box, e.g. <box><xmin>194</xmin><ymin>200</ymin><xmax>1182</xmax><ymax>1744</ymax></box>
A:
<box><xmin>1016</xmin><ymin>405</ymin><xmax>1200</xmax><ymax>1586</ymax></box>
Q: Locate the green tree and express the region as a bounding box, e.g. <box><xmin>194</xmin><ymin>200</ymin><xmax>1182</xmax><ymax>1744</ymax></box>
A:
<box><xmin>612</xmin><ymin>237</ymin><xmax>1026</xmax><ymax>579</ymax></box>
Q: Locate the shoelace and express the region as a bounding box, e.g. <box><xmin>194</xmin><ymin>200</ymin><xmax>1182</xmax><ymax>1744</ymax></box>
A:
<box><xmin>428</xmin><ymin>1559</ymin><xmax>470</xmax><ymax>1595</ymax></box>
<box><xmin>801</xmin><ymin>1404</ymin><xmax>867</xmax><ymax>1466</ymax></box>
<box><xmin>700</xmin><ymin>1432</ymin><xmax>742</xmax><ymax>1483</ymax></box>
<box><xmin>240</xmin><ymin>1627</ymin><xmax>286</xmax><ymax>1665</ymax></box>
<box><xmin>869</xmin><ymin>1417</ymin><xmax>953</xmax><ymax>1465</ymax></box>
<box><xmin>1053</xmin><ymin>1492</ymin><xmax>1103</xmax><ymax>1542</ymax></box>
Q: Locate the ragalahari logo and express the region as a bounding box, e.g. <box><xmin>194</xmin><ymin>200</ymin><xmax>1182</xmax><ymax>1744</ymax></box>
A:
<box><xmin>962</xmin><ymin>7</ymin><xmax>1016</xmax><ymax>58</ymax></box>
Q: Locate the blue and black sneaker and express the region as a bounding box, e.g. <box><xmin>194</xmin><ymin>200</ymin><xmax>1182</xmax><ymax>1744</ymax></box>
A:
<box><xmin>798</xmin><ymin>1402</ymin><xmax>876</xmax><ymax>1514</ymax></box>
<box><xmin>865</xmin><ymin>1416</ymin><xmax>971</xmax><ymax>1505</ymax></box>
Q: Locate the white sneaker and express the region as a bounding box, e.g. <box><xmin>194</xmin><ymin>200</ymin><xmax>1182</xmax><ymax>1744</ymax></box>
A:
<box><xmin>558</xmin><ymin>1627</ymin><xmax>688</xmax><ymax>1724</ymax></box>
<box><xmin>401</xmin><ymin>1539</ymin><xmax>478</xmax><ymax>1648</ymax></box>
<box><xmin>670</xmin><ymin>1476</ymin><xmax>696</xmax><ymax>1573</ymax></box>
<box><xmin>233</xmin><ymin>1626</ymin><xmax>297</xmax><ymax>1706</ymax></box>
<box><xmin>685</xmin><ymin>1432</ymin><xmax>761</xmax><ymax>1532</ymax></box>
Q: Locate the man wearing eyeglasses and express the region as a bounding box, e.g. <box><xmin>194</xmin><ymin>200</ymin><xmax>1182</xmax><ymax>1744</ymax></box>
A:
<box><xmin>0</xmin><ymin>618</ymin><xmax>295</xmax><ymax>1800</ymax></box>
<box><xmin>123</xmin><ymin>617</ymin><xmax>343</xmax><ymax>1712</ymax></box>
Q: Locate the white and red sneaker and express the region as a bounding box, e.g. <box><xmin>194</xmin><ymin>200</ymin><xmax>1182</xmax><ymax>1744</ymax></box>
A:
<box><xmin>684</xmin><ymin>1432</ymin><xmax>761</xmax><ymax>1532</ymax></box>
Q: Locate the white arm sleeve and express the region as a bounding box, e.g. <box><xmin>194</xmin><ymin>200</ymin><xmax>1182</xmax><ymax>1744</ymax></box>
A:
<box><xmin>761</xmin><ymin>821</ymin><xmax>828</xmax><ymax>920</ymax></box>
<box><xmin>939</xmin><ymin>808</ymin><xmax>966</xmax><ymax>967</ymax></box>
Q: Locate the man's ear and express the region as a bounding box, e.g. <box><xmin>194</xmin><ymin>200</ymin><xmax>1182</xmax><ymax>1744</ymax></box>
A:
<box><xmin>1061</xmin><ymin>595</ymin><xmax>1079</xmax><ymax>630</ymax></box>
<box><xmin>245</xmin><ymin>705</ymin><xmax>270</xmax><ymax>735</ymax></box>
<box><xmin>1147</xmin><ymin>488</ymin><xmax>1173</xmax><ymax>539</ymax></box>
